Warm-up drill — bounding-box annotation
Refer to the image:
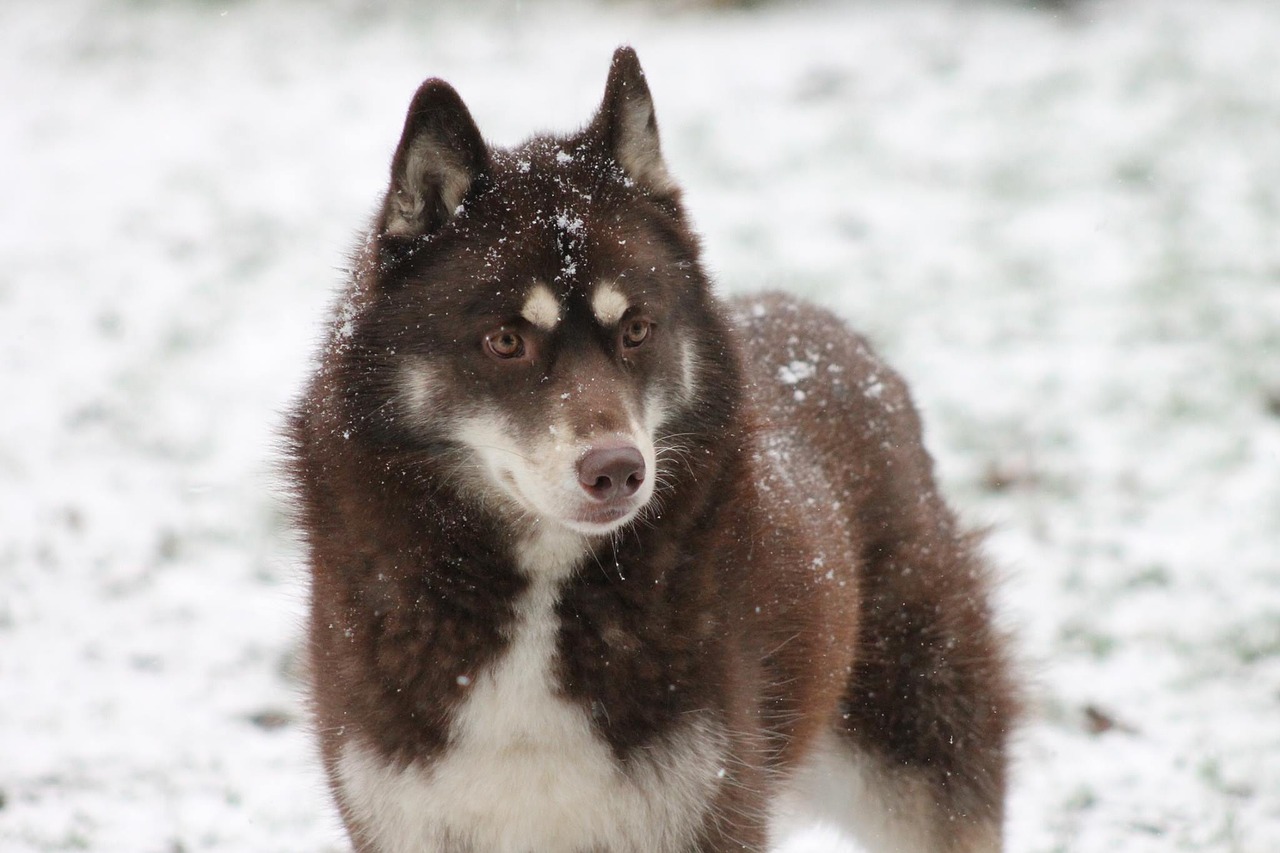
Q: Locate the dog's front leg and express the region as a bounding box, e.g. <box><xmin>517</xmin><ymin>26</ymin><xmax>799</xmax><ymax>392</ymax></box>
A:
<box><xmin>685</xmin><ymin>762</ymin><xmax>773</xmax><ymax>853</ymax></box>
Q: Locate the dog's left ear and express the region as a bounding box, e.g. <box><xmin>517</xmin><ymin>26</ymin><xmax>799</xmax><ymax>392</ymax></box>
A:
<box><xmin>380</xmin><ymin>78</ymin><xmax>489</xmax><ymax>239</ymax></box>
<box><xmin>591</xmin><ymin>46</ymin><xmax>676</xmax><ymax>196</ymax></box>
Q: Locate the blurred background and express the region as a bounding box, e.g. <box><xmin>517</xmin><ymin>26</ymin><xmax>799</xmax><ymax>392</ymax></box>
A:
<box><xmin>2</xmin><ymin>0</ymin><xmax>1278</xmax><ymax>850</ymax></box>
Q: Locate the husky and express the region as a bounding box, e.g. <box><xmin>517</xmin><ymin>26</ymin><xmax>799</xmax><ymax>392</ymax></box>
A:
<box><xmin>287</xmin><ymin>47</ymin><xmax>1017</xmax><ymax>853</ymax></box>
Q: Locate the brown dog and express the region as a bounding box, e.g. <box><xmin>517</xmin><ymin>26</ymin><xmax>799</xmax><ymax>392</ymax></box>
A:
<box><xmin>287</xmin><ymin>46</ymin><xmax>1017</xmax><ymax>853</ymax></box>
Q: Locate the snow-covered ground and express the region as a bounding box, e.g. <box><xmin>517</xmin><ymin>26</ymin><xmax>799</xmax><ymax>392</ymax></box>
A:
<box><xmin>3</xmin><ymin>0</ymin><xmax>1278</xmax><ymax>850</ymax></box>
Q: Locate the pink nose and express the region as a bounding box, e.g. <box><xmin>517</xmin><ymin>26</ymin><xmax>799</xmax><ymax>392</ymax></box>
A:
<box><xmin>577</xmin><ymin>446</ymin><xmax>645</xmax><ymax>502</ymax></box>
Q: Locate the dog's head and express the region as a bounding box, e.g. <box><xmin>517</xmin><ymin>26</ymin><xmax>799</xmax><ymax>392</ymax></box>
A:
<box><xmin>334</xmin><ymin>48</ymin><xmax>729</xmax><ymax>540</ymax></box>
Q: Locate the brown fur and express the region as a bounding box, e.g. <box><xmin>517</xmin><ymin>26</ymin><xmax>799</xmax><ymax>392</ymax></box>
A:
<box><xmin>287</xmin><ymin>46</ymin><xmax>1017</xmax><ymax>853</ymax></box>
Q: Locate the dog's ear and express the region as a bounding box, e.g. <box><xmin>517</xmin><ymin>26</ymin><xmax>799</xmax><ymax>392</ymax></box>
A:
<box><xmin>380</xmin><ymin>79</ymin><xmax>489</xmax><ymax>239</ymax></box>
<box><xmin>591</xmin><ymin>47</ymin><xmax>676</xmax><ymax>195</ymax></box>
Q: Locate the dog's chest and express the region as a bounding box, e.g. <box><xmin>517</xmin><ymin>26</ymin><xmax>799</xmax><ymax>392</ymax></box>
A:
<box><xmin>338</xmin><ymin>570</ymin><xmax>723</xmax><ymax>853</ymax></box>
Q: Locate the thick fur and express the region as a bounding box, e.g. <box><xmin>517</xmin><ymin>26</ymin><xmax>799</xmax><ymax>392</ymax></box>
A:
<box><xmin>288</xmin><ymin>47</ymin><xmax>1017</xmax><ymax>853</ymax></box>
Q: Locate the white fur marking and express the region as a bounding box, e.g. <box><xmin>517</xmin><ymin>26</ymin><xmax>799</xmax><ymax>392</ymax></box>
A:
<box><xmin>773</xmin><ymin>730</ymin><xmax>969</xmax><ymax>853</ymax></box>
<box><xmin>455</xmin><ymin>404</ymin><xmax>657</xmax><ymax>540</ymax></box>
<box><xmin>337</xmin><ymin>558</ymin><xmax>725</xmax><ymax>853</ymax></box>
<box><xmin>678</xmin><ymin>338</ymin><xmax>699</xmax><ymax>402</ymax></box>
<box><xmin>513</xmin><ymin>523</ymin><xmax>589</xmax><ymax>581</ymax></box>
<box><xmin>615</xmin><ymin>95</ymin><xmax>676</xmax><ymax>193</ymax></box>
<box><xmin>592</xmin><ymin>281</ymin><xmax>629</xmax><ymax>327</ymax></box>
<box><xmin>641</xmin><ymin>335</ymin><xmax>698</xmax><ymax>439</ymax></box>
<box><xmin>397</xmin><ymin>357</ymin><xmax>441</xmax><ymax>429</ymax></box>
<box><xmin>521</xmin><ymin>282</ymin><xmax>561</xmax><ymax>330</ymax></box>
<box><xmin>386</xmin><ymin>136</ymin><xmax>473</xmax><ymax>237</ymax></box>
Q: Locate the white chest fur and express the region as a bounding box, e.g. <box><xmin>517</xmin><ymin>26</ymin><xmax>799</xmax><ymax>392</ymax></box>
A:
<box><xmin>336</xmin><ymin>531</ymin><xmax>725</xmax><ymax>853</ymax></box>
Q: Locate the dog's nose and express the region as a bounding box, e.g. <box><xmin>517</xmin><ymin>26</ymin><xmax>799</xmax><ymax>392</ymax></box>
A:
<box><xmin>578</xmin><ymin>445</ymin><xmax>645</xmax><ymax>502</ymax></box>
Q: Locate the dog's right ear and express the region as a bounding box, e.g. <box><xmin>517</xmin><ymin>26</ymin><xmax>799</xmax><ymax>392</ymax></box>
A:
<box><xmin>379</xmin><ymin>79</ymin><xmax>489</xmax><ymax>239</ymax></box>
<box><xmin>591</xmin><ymin>46</ymin><xmax>677</xmax><ymax>197</ymax></box>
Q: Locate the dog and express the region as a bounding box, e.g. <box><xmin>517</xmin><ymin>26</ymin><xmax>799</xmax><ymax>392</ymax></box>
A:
<box><xmin>287</xmin><ymin>46</ymin><xmax>1017</xmax><ymax>853</ymax></box>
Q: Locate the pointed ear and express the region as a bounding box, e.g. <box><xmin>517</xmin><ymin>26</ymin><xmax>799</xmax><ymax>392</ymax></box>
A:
<box><xmin>592</xmin><ymin>46</ymin><xmax>676</xmax><ymax>195</ymax></box>
<box><xmin>380</xmin><ymin>79</ymin><xmax>488</xmax><ymax>239</ymax></box>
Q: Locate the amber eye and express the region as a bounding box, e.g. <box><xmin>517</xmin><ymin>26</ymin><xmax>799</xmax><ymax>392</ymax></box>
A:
<box><xmin>485</xmin><ymin>328</ymin><xmax>526</xmax><ymax>360</ymax></box>
<box><xmin>621</xmin><ymin>318</ymin><xmax>653</xmax><ymax>349</ymax></box>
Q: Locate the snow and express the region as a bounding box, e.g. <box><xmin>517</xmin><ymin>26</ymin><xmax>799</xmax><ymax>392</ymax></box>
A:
<box><xmin>778</xmin><ymin>360</ymin><xmax>818</xmax><ymax>385</ymax></box>
<box><xmin>3</xmin><ymin>0</ymin><xmax>1278</xmax><ymax>850</ymax></box>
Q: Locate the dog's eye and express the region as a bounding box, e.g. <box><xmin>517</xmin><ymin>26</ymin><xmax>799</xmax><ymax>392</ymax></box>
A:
<box><xmin>485</xmin><ymin>329</ymin><xmax>526</xmax><ymax>360</ymax></box>
<box><xmin>621</xmin><ymin>318</ymin><xmax>653</xmax><ymax>349</ymax></box>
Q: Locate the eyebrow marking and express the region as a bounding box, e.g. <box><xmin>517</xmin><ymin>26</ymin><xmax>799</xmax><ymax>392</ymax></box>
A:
<box><xmin>521</xmin><ymin>282</ymin><xmax>561</xmax><ymax>330</ymax></box>
<box><xmin>591</xmin><ymin>281</ymin><xmax>629</xmax><ymax>327</ymax></box>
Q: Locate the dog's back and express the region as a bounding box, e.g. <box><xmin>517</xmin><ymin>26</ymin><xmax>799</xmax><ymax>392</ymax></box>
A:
<box><xmin>735</xmin><ymin>291</ymin><xmax>1013</xmax><ymax>851</ymax></box>
<box><xmin>289</xmin><ymin>47</ymin><xmax>1016</xmax><ymax>853</ymax></box>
